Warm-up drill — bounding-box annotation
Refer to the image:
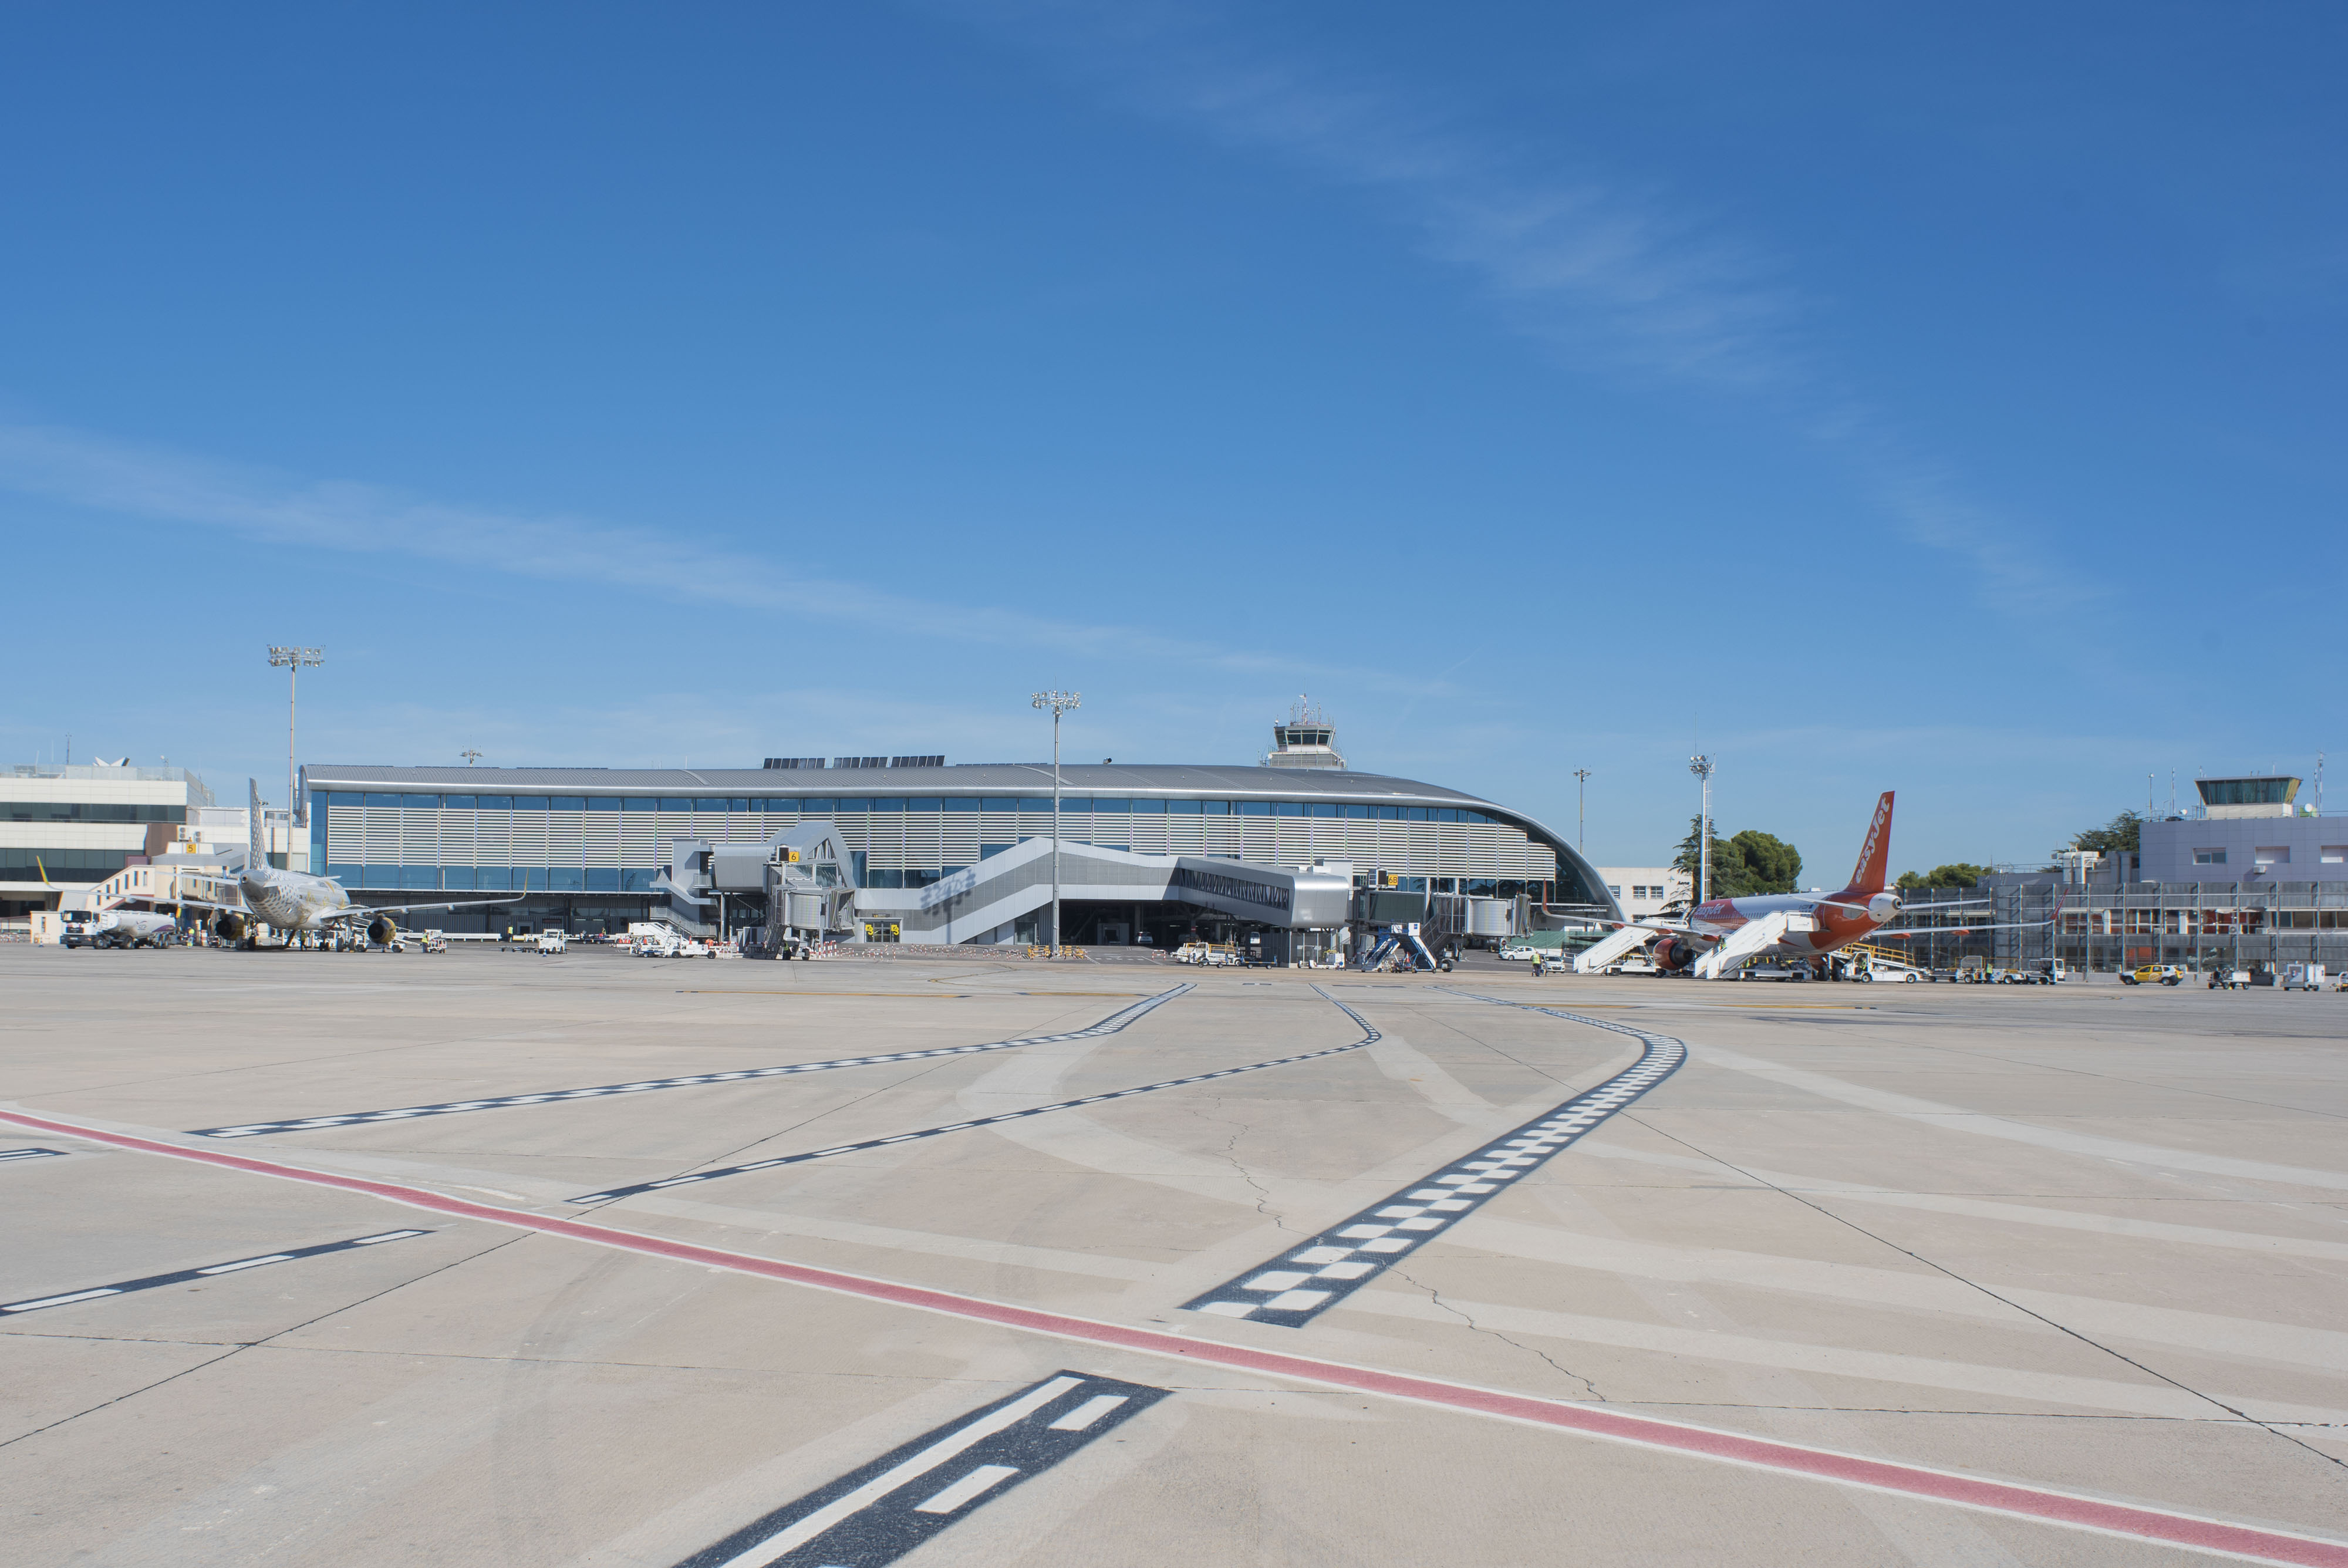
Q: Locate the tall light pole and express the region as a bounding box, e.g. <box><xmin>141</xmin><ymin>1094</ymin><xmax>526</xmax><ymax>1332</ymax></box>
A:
<box><xmin>1688</xmin><ymin>754</ymin><xmax>1714</xmax><ymax>905</ymax></box>
<box><xmin>267</xmin><ymin>647</ymin><xmax>324</xmax><ymax>845</ymax></box>
<box><xmin>1573</xmin><ymin>768</ymin><xmax>1593</xmax><ymax>855</ymax></box>
<box><xmin>1031</xmin><ymin>690</ymin><xmax>1079</xmax><ymax>951</ymax></box>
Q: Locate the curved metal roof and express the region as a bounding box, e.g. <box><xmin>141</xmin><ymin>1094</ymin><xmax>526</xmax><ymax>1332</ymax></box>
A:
<box><xmin>302</xmin><ymin>761</ymin><xmax>1491</xmax><ymax>799</ymax></box>
<box><xmin>300</xmin><ymin>763</ymin><xmax>1617</xmax><ymax>914</ymax></box>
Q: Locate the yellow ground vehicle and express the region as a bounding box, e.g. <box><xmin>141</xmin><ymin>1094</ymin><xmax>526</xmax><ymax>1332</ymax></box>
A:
<box><xmin>2121</xmin><ymin>964</ymin><xmax>2182</xmax><ymax>986</ymax></box>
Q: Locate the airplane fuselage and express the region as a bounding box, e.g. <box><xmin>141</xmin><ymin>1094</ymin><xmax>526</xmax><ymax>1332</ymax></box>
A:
<box><xmin>1682</xmin><ymin>888</ymin><xmax>1904</xmax><ymax>956</ymax></box>
<box><xmin>238</xmin><ymin>866</ymin><xmax>355</xmax><ymax>932</ymax></box>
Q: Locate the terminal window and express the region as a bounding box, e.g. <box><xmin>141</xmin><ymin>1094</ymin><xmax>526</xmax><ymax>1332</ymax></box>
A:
<box><xmin>2193</xmin><ymin>849</ymin><xmax>2226</xmax><ymax>865</ymax></box>
<box><xmin>2325</xmin><ymin>847</ymin><xmax>2346</xmax><ymax>864</ymax></box>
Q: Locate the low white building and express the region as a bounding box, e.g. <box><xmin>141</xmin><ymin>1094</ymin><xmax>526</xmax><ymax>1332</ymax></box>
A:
<box><xmin>1</xmin><ymin>763</ymin><xmax>217</xmax><ymax>917</ymax></box>
<box><xmin>1595</xmin><ymin>866</ymin><xmax>1691</xmax><ymax>922</ymax></box>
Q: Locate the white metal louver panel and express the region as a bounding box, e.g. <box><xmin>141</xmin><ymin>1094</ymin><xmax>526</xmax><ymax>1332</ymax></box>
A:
<box><xmin>437</xmin><ymin>808</ymin><xmax>476</xmax><ymax>867</ymax></box>
<box><xmin>545</xmin><ymin>811</ymin><xmax>586</xmax><ymax>869</ymax></box>
<box><xmin>326</xmin><ymin>806</ymin><xmax>362</xmax><ymax>865</ymax></box>
<box><xmin>360</xmin><ymin>807</ymin><xmax>400</xmax><ymax>866</ymax></box>
<box><xmin>509</xmin><ymin>810</ymin><xmax>550</xmax><ymax>871</ymax></box>
<box><xmin>620</xmin><ymin>812</ymin><xmax>658</xmax><ymax>869</ymax></box>
<box><xmin>583</xmin><ymin>812</ymin><xmax>621</xmax><ymax>869</ymax></box>
<box><xmin>474</xmin><ymin>810</ymin><xmax>511</xmax><ymax>868</ymax></box>
<box><xmin>400</xmin><ymin>809</ymin><xmax>439</xmax><ymax>869</ymax></box>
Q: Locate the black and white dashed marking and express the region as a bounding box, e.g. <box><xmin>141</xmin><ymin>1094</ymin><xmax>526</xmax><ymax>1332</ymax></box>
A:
<box><xmin>1182</xmin><ymin>993</ymin><xmax>1685</xmax><ymax>1327</ymax></box>
<box><xmin>191</xmin><ymin>984</ymin><xmax>1194</xmax><ymax>1139</ymax></box>
<box><xmin>0</xmin><ymin>1147</ymin><xmax>68</xmax><ymax>1164</ymax></box>
<box><xmin>571</xmin><ymin>987</ymin><xmax>1382</xmax><ymax>1205</ymax></box>
<box><xmin>671</xmin><ymin>1371</ymin><xmax>1166</xmax><ymax>1568</ymax></box>
<box><xmin>0</xmin><ymin>1229</ymin><xmax>431</xmax><ymax>1316</ymax></box>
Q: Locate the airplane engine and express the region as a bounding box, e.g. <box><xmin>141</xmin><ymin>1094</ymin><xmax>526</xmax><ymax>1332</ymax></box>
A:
<box><xmin>211</xmin><ymin>912</ymin><xmax>247</xmax><ymax>943</ymax></box>
<box><xmin>367</xmin><ymin>916</ymin><xmax>399</xmax><ymax>947</ymax></box>
<box><xmin>1651</xmin><ymin>936</ymin><xmax>1698</xmax><ymax>972</ymax></box>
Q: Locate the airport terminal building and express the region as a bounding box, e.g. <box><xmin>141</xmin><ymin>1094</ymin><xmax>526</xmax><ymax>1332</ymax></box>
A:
<box><xmin>298</xmin><ymin>748</ymin><xmax>1615</xmax><ymax>951</ymax></box>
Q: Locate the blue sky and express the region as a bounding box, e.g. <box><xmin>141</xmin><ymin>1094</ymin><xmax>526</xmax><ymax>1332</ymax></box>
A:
<box><xmin>3</xmin><ymin>2</ymin><xmax>2340</xmax><ymax>876</ymax></box>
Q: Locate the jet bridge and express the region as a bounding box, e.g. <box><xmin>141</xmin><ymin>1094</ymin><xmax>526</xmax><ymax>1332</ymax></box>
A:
<box><xmin>656</xmin><ymin>824</ymin><xmax>859</xmax><ymax>949</ymax></box>
<box><xmin>871</xmin><ymin>839</ymin><xmax>1351</xmax><ymax>950</ymax></box>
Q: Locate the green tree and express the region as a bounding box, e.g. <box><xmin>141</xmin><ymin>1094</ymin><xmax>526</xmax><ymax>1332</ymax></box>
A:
<box><xmin>1729</xmin><ymin>829</ymin><xmax>1802</xmax><ymax>893</ymax></box>
<box><xmin>1898</xmin><ymin>862</ymin><xmax>1989</xmax><ymax>891</ymax></box>
<box><xmin>1674</xmin><ymin>817</ymin><xmax>1746</xmax><ymax>898</ymax></box>
<box><xmin>1675</xmin><ymin>820</ymin><xmax>1802</xmax><ymax>898</ymax></box>
<box><xmin>2068</xmin><ymin>811</ymin><xmax>2141</xmax><ymax>855</ymax></box>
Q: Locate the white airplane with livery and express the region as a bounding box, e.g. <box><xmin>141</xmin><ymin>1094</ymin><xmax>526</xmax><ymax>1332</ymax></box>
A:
<box><xmin>1578</xmin><ymin>791</ymin><xmax>2042</xmax><ymax>978</ymax></box>
<box><xmin>69</xmin><ymin>909</ymin><xmax>182</xmax><ymax>949</ymax></box>
<box><xmin>177</xmin><ymin>781</ymin><xmax>519</xmax><ymax>946</ymax></box>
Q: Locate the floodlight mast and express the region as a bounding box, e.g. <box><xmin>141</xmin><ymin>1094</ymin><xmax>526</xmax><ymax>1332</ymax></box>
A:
<box><xmin>1692</xmin><ymin>757</ymin><xmax>1716</xmax><ymax>902</ymax></box>
<box><xmin>1573</xmin><ymin>768</ymin><xmax>1593</xmax><ymax>855</ymax></box>
<box><xmin>1031</xmin><ymin>691</ymin><xmax>1080</xmax><ymax>951</ymax></box>
<box><xmin>266</xmin><ymin>646</ymin><xmax>324</xmax><ymax>845</ymax></box>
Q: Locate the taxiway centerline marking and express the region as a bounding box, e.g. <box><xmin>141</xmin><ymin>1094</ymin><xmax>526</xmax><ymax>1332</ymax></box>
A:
<box><xmin>1</xmin><ymin>1105</ymin><xmax>2338</xmax><ymax>1566</ymax></box>
<box><xmin>675</xmin><ymin>1371</ymin><xmax>1165</xmax><ymax>1568</ymax></box>
<box><xmin>0</xmin><ymin>1228</ymin><xmax>431</xmax><ymax>1314</ymax></box>
<box><xmin>188</xmin><ymin>984</ymin><xmax>1193</xmax><ymax>1140</ymax></box>
<box><xmin>568</xmin><ymin>986</ymin><xmax>1382</xmax><ymax>1203</ymax></box>
<box><xmin>1181</xmin><ymin>1004</ymin><xmax>1683</xmax><ymax>1326</ymax></box>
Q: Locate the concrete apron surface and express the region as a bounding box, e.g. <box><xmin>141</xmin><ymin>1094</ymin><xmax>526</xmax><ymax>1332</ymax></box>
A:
<box><xmin>2</xmin><ymin>945</ymin><xmax>2345</xmax><ymax>1567</ymax></box>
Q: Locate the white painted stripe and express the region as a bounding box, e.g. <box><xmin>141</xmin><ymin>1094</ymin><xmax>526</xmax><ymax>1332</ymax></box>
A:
<box><xmin>196</xmin><ymin>1254</ymin><xmax>293</xmax><ymax>1274</ymax></box>
<box><xmin>1046</xmin><ymin>1395</ymin><xmax>1128</xmax><ymax>1432</ymax></box>
<box><xmin>711</xmin><ymin>1377</ymin><xmax>1081</xmax><ymax>1568</ymax></box>
<box><xmin>913</xmin><ymin>1464</ymin><xmax>1020</xmax><ymax>1514</ymax></box>
<box><xmin>4</xmin><ymin>1288</ymin><xmax>122</xmax><ymax>1311</ymax></box>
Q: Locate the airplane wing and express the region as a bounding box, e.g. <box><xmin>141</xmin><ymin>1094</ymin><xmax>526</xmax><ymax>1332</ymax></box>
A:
<box><xmin>150</xmin><ymin>891</ymin><xmax>247</xmax><ymax>912</ymax></box>
<box><xmin>1871</xmin><ymin>920</ymin><xmax>2054</xmax><ymax>938</ymax></box>
<box><xmin>1598</xmin><ymin>919</ymin><xmax>1717</xmax><ymax>944</ymax></box>
<box><xmin>326</xmin><ymin>894</ymin><xmax>527</xmax><ymax>922</ymax></box>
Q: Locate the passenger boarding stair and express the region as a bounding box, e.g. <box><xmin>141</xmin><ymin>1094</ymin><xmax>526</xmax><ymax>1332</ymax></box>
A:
<box><xmin>1692</xmin><ymin>911</ymin><xmax>1808</xmax><ymax>979</ymax></box>
<box><xmin>1358</xmin><ymin>925</ymin><xmax>1440</xmax><ymax>972</ymax></box>
<box><xmin>1572</xmin><ymin>924</ymin><xmax>1657</xmax><ymax>973</ymax></box>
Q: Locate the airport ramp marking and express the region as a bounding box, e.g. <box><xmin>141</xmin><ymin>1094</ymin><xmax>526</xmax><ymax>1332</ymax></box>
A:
<box><xmin>1180</xmin><ymin>992</ymin><xmax>1684</xmax><ymax>1326</ymax></box>
<box><xmin>188</xmin><ymin>984</ymin><xmax>1195</xmax><ymax>1139</ymax></box>
<box><xmin>3</xmin><ymin>1107</ymin><xmax>2341</xmax><ymax>1566</ymax></box>
<box><xmin>670</xmin><ymin>1371</ymin><xmax>1165</xmax><ymax>1568</ymax></box>
<box><xmin>0</xmin><ymin>1147</ymin><xmax>68</xmax><ymax>1163</ymax></box>
<box><xmin>0</xmin><ymin>1229</ymin><xmax>431</xmax><ymax>1316</ymax></box>
<box><xmin>565</xmin><ymin>987</ymin><xmax>1381</xmax><ymax>1205</ymax></box>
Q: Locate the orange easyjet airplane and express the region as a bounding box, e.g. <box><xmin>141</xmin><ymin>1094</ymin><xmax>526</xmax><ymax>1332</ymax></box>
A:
<box><xmin>1626</xmin><ymin>791</ymin><xmax>2039</xmax><ymax>977</ymax></box>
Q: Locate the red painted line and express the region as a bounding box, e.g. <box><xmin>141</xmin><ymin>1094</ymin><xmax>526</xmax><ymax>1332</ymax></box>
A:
<box><xmin>8</xmin><ymin>1105</ymin><xmax>2343</xmax><ymax>1566</ymax></box>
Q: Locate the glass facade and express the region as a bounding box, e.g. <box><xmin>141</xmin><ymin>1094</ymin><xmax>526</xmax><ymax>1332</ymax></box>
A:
<box><xmin>1</xmin><ymin>802</ymin><xmax>185</xmax><ymax>822</ymax></box>
<box><xmin>309</xmin><ymin>788</ymin><xmax>1573</xmax><ymax>902</ymax></box>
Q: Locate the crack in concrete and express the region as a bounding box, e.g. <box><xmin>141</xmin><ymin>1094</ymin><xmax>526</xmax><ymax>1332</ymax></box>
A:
<box><xmin>1625</xmin><ymin>1112</ymin><xmax>2348</xmax><ymax>1475</ymax></box>
<box><xmin>1386</xmin><ymin>1263</ymin><xmax>1607</xmax><ymax>1402</ymax></box>
<box><xmin>1183</xmin><ymin>1099</ymin><xmax>1294</xmax><ymax>1236</ymax></box>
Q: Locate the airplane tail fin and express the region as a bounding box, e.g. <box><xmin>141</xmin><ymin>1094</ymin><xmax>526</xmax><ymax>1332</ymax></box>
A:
<box><xmin>1846</xmin><ymin>791</ymin><xmax>1894</xmax><ymax>893</ymax></box>
<box><xmin>248</xmin><ymin>780</ymin><xmax>266</xmax><ymax>872</ymax></box>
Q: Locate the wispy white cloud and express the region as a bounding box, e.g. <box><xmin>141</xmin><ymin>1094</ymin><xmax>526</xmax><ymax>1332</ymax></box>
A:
<box><xmin>971</xmin><ymin>4</ymin><xmax>2099</xmax><ymax>621</ymax></box>
<box><xmin>0</xmin><ymin>421</ymin><xmax>1132</xmax><ymax>652</ymax></box>
<box><xmin>984</xmin><ymin>4</ymin><xmax>1801</xmax><ymax>390</ymax></box>
<box><xmin>0</xmin><ymin>420</ymin><xmax>1473</xmax><ymax>696</ymax></box>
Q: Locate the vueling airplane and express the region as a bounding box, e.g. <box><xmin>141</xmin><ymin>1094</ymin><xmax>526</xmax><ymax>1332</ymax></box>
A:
<box><xmin>1625</xmin><ymin>792</ymin><xmax>2037</xmax><ymax>977</ymax></box>
<box><xmin>180</xmin><ymin>781</ymin><xmax>518</xmax><ymax>945</ymax></box>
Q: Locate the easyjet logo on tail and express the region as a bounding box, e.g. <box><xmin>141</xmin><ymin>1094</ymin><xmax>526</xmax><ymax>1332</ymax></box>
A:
<box><xmin>1846</xmin><ymin>791</ymin><xmax>1895</xmax><ymax>894</ymax></box>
